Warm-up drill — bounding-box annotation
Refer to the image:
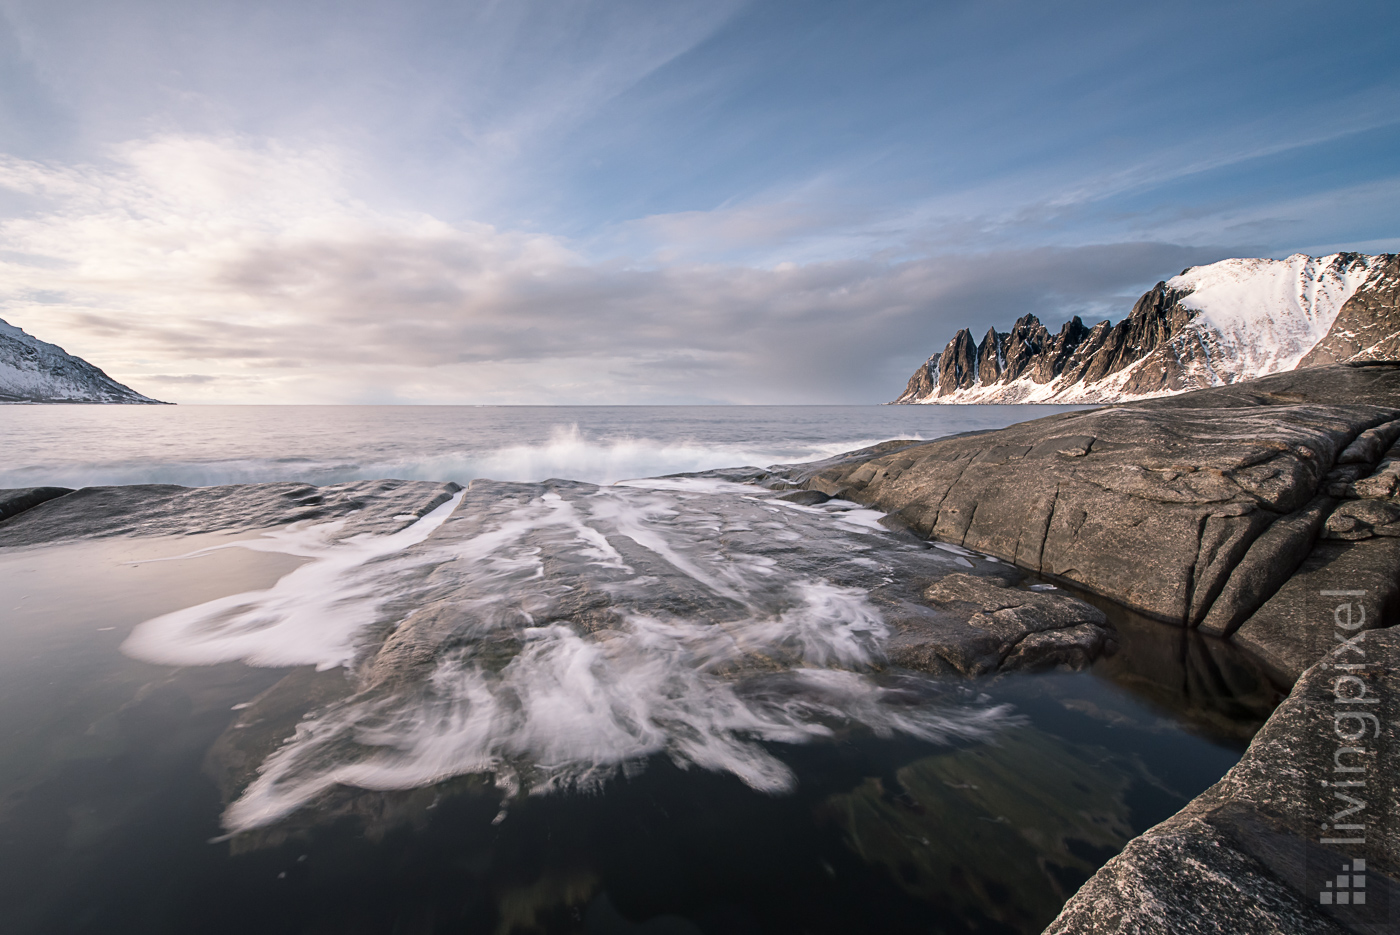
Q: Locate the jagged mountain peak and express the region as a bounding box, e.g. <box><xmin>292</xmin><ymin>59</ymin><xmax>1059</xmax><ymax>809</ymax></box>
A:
<box><xmin>894</xmin><ymin>252</ymin><xmax>1399</xmax><ymax>405</ymax></box>
<box><xmin>0</xmin><ymin>317</ymin><xmax>167</xmax><ymax>404</ymax></box>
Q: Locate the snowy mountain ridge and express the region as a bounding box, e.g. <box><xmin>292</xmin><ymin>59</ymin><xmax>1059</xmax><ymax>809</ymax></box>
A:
<box><xmin>0</xmin><ymin>317</ymin><xmax>166</xmax><ymax>404</ymax></box>
<box><xmin>893</xmin><ymin>252</ymin><xmax>1400</xmax><ymax>405</ymax></box>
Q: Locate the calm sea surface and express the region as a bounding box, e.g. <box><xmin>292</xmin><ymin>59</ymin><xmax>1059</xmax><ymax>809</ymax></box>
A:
<box><xmin>0</xmin><ymin>405</ymin><xmax>1279</xmax><ymax>935</ymax></box>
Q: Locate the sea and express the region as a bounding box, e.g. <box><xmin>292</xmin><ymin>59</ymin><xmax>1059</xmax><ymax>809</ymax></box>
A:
<box><xmin>1</xmin><ymin>403</ymin><xmax>1089</xmax><ymax>489</ymax></box>
<box><xmin>0</xmin><ymin>405</ymin><xmax>1281</xmax><ymax>935</ymax></box>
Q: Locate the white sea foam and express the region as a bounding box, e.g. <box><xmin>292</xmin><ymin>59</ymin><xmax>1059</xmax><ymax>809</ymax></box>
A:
<box><xmin>123</xmin><ymin>492</ymin><xmax>465</xmax><ymax>669</ymax></box>
<box><xmin>224</xmin><ymin>603</ymin><xmax>1006</xmax><ymax>831</ymax></box>
<box><xmin>123</xmin><ymin>481</ymin><xmax>1011</xmax><ymax>831</ymax></box>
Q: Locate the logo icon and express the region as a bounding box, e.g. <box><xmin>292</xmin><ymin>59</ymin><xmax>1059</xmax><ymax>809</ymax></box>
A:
<box><xmin>1321</xmin><ymin>859</ymin><xmax>1366</xmax><ymax>905</ymax></box>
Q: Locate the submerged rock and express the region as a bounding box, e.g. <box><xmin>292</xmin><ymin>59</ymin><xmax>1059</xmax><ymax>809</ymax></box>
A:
<box><xmin>827</xmin><ymin>726</ymin><xmax>1138</xmax><ymax>934</ymax></box>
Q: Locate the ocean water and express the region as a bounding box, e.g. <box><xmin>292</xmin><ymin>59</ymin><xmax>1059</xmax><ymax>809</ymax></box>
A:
<box><xmin>0</xmin><ymin>405</ymin><xmax>1281</xmax><ymax>935</ymax></box>
<box><xmin>0</xmin><ymin>403</ymin><xmax>1084</xmax><ymax>489</ymax></box>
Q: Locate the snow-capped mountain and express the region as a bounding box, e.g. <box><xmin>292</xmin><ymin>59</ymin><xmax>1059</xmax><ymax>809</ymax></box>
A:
<box><xmin>893</xmin><ymin>252</ymin><xmax>1400</xmax><ymax>404</ymax></box>
<box><xmin>0</xmin><ymin>317</ymin><xmax>167</xmax><ymax>404</ymax></box>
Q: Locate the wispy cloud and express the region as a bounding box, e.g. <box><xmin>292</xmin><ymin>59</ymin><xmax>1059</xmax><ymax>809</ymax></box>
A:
<box><xmin>0</xmin><ymin>1</ymin><xmax>1395</xmax><ymax>403</ymax></box>
<box><xmin>0</xmin><ymin>136</ymin><xmax>1237</xmax><ymax>404</ymax></box>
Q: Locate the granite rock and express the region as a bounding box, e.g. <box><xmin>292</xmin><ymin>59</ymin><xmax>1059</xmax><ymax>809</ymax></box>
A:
<box><xmin>1326</xmin><ymin>499</ymin><xmax>1400</xmax><ymax>539</ymax></box>
<box><xmin>1197</xmin><ymin>495</ymin><xmax>1337</xmax><ymax>638</ymax></box>
<box><xmin>910</xmin><ymin>573</ymin><xmax>1111</xmax><ymax>675</ymax></box>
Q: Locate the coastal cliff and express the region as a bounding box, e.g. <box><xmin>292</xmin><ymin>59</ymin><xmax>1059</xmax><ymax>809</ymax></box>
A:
<box><xmin>0</xmin><ymin>316</ymin><xmax>167</xmax><ymax>404</ymax></box>
<box><xmin>894</xmin><ymin>253</ymin><xmax>1400</xmax><ymax>405</ymax></box>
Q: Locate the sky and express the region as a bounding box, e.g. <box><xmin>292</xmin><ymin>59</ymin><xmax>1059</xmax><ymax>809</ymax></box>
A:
<box><xmin>0</xmin><ymin>0</ymin><xmax>1397</xmax><ymax>404</ymax></box>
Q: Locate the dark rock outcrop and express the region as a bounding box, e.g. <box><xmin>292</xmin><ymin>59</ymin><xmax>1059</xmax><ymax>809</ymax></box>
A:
<box><xmin>938</xmin><ymin>328</ymin><xmax>980</xmax><ymax>395</ymax></box>
<box><xmin>0</xmin><ymin>486</ymin><xmax>73</xmax><ymax>524</ymax></box>
<box><xmin>906</xmin><ymin>573</ymin><xmax>1110</xmax><ymax>674</ymax></box>
<box><xmin>976</xmin><ymin>326</ymin><xmax>1005</xmax><ymax>386</ymax></box>
<box><xmin>890</xmin><ymin>281</ymin><xmax>1206</xmax><ymax>404</ymax></box>
<box><xmin>0</xmin><ymin>316</ymin><xmax>168</xmax><ymax>404</ymax></box>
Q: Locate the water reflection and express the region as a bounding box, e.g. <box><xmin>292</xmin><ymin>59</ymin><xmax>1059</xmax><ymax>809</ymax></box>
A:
<box><xmin>1070</xmin><ymin>588</ymin><xmax>1285</xmax><ymax>745</ymax></box>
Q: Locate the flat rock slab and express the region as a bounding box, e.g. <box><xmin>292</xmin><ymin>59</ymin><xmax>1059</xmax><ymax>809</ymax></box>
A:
<box><xmin>1046</xmin><ymin>625</ymin><xmax>1399</xmax><ymax>935</ymax></box>
<box><xmin>0</xmin><ymin>479</ymin><xmax>463</xmax><ymax>545</ymax></box>
<box><xmin>349</xmin><ymin>480</ymin><xmax>1112</xmax><ymax>688</ymax></box>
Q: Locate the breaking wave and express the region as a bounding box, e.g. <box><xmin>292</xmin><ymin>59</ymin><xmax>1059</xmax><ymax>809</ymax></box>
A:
<box><xmin>0</xmin><ymin>424</ymin><xmax>912</xmax><ymax>489</ymax></box>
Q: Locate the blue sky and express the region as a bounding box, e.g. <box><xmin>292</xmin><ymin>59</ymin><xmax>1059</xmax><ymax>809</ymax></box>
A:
<box><xmin>0</xmin><ymin>0</ymin><xmax>1397</xmax><ymax>403</ymax></box>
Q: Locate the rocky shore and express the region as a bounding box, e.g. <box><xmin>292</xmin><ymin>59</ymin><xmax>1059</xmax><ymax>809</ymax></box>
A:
<box><xmin>2</xmin><ymin>363</ymin><xmax>1396</xmax><ymax>932</ymax></box>
<box><xmin>789</xmin><ymin>362</ymin><xmax>1400</xmax><ymax>933</ymax></box>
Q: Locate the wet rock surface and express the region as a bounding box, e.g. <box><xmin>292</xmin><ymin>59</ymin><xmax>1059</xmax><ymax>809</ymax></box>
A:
<box><xmin>0</xmin><ymin>486</ymin><xmax>73</xmax><ymax>523</ymax></box>
<box><xmin>0</xmin><ymin>479</ymin><xmax>463</xmax><ymax>544</ymax></box>
<box><xmin>2</xmin><ymin>473</ymin><xmax>1110</xmax><ymax>836</ymax></box>
<box><xmin>905</xmin><ymin>573</ymin><xmax>1109</xmax><ymax>676</ymax></box>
